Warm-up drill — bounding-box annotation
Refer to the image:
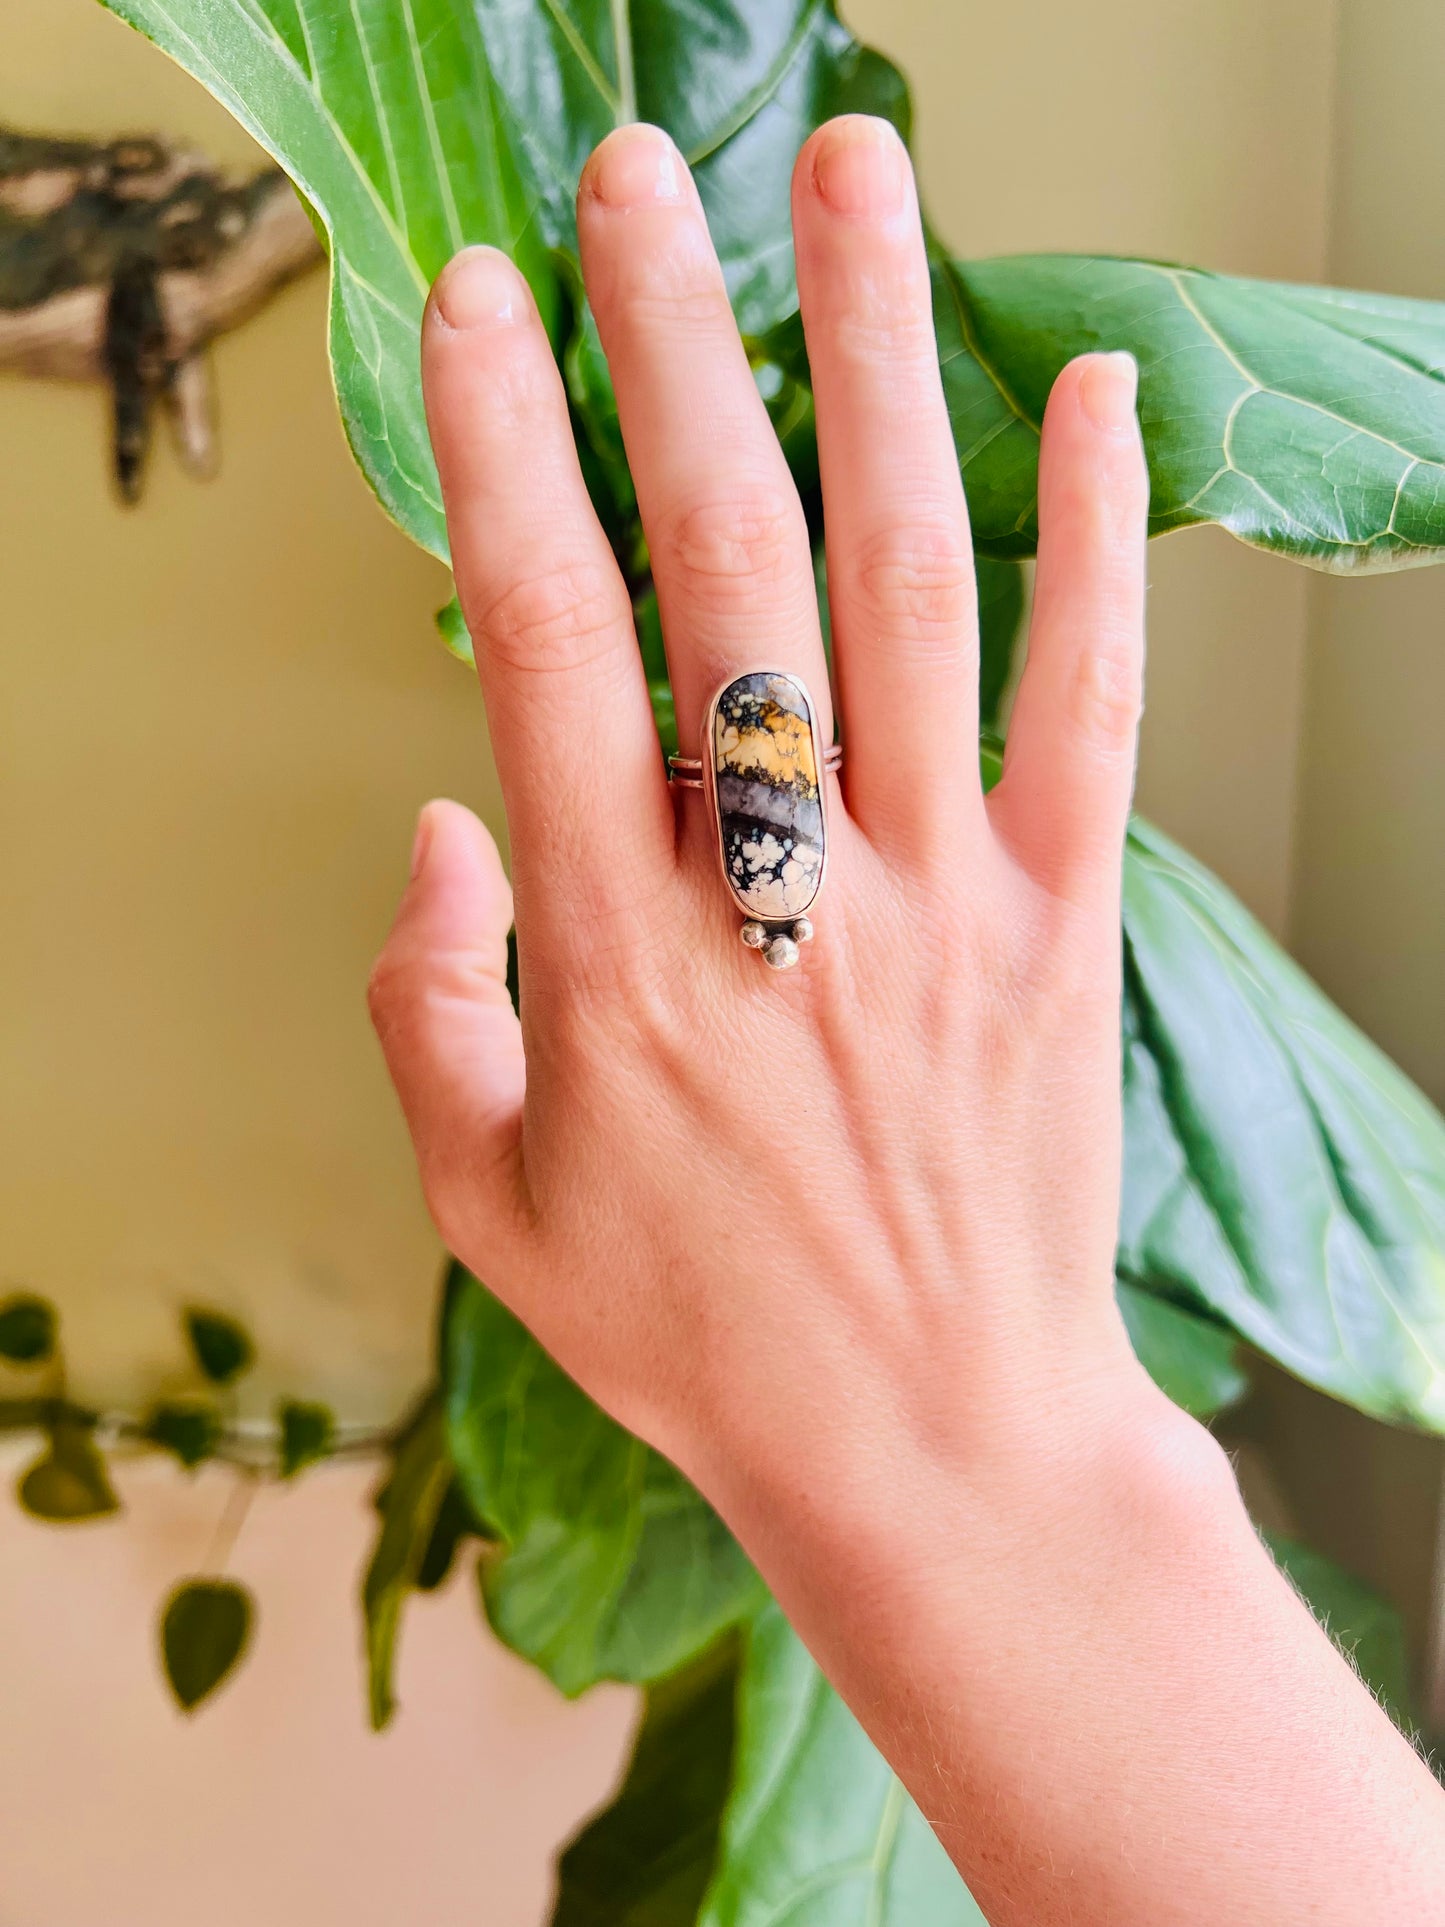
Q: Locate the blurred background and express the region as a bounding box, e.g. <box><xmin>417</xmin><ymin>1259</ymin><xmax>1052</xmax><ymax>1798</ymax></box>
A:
<box><xmin>1</xmin><ymin>0</ymin><xmax>1442</xmax><ymax>1920</ymax></box>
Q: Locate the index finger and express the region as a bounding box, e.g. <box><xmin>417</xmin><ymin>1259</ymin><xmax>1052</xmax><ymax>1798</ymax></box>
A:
<box><xmin>422</xmin><ymin>245</ymin><xmax>673</xmax><ymax>926</ymax></box>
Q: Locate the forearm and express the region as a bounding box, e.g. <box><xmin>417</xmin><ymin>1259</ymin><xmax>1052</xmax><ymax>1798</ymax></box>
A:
<box><xmin>711</xmin><ymin>1363</ymin><xmax>1445</xmax><ymax>1927</ymax></box>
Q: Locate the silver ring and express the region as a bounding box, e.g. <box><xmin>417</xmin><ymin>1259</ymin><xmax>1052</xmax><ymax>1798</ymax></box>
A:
<box><xmin>668</xmin><ymin>667</ymin><xmax>836</xmax><ymax>972</ymax></box>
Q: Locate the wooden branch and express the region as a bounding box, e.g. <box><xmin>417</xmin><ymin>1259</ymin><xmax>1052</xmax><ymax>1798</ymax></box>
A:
<box><xmin>0</xmin><ymin>126</ymin><xmax>324</xmax><ymax>496</ymax></box>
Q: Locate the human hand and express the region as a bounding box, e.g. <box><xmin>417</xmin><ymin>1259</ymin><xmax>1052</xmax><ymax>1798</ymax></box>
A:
<box><xmin>369</xmin><ymin>113</ymin><xmax>1164</xmax><ymax>1515</ymax></box>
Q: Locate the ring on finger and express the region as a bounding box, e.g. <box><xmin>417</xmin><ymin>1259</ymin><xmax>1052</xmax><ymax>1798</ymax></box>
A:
<box><xmin>667</xmin><ymin>667</ymin><xmax>839</xmax><ymax>973</ymax></box>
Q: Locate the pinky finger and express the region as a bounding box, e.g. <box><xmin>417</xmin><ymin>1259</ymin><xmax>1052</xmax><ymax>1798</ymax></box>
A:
<box><xmin>988</xmin><ymin>353</ymin><xmax>1148</xmax><ymax>904</ymax></box>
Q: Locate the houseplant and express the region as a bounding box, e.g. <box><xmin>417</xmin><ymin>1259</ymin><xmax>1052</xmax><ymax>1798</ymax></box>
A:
<box><xmin>8</xmin><ymin>0</ymin><xmax>1443</xmax><ymax>1916</ymax></box>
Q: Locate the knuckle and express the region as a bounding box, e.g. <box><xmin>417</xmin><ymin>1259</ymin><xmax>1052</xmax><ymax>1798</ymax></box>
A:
<box><xmin>658</xmin><ymin>482</ymin><xmax>803</xmax><ymax>602</ymax></box>
<box><xmin>619</xmin><ymin>248</ymin><xmax>737</xmax><ymax>338</ymax></box>
<box><xmin>1068</xmin><ymin>629</ymin><xmax>1143</xmax><ymax>751</ymax></box>
<box><xmin>830</xmin><ymin>292</ymin><xmax>937</xmax><ymax>367</ymax></box>
<box><xmin>847</xmin><ymin>516</ymin><xmax>973</xmax><ymax>642</ymax></box>
<box><xmin>473</xmin><ymin>560</ymin><xmax>628</xmax><ymax>676</ymax></box>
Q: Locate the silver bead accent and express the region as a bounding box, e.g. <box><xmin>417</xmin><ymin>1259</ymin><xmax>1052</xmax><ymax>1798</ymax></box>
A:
<box><xmin>740</xmin><ymin>920</ymin><xmax>768</xmax><ymax>949</ymax></box>
<box><xmin>791</xmin><ymin>916</ymin><xmax>814</xmax><ymax>944</ymax></box>
<box><xmin>762</xmin><ymin>934</ymin><xmax>800</xmax><ymax>971</ymax></box>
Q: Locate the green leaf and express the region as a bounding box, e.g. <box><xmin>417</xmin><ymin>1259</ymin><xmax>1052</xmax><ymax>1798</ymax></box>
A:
<box><xmin>444</xmin><ymin>1271</ymin><xmax>765</xmax><ymax>1696</ymax></box>
<box><xmin>415</xmin><ymin>1477</ymin><xmax>486</xmax><ymax>1592</ymax></box>
<box><xmin>697</xmin><ymin>1604</ymin><xmax>986</xmax><ymax>1926</ymax></box>
<box><xmin>100</xmin><ymin>0</ymin><xmax>904</xmax><ymax>562</ymax></box>
<box><xmin>473</xmin><ymin>2</ymin><xmax>909</xmax><ymax>337</ymax></box>
<box><xmin>935</xmin><ymin>254</ymin><xmax>1445</xmax><ymax>571</ymax></box>
<box><xmin>184</xmin><ymin>1307</ymin><xmax>254</xmax><ymax>1386</ymax></box>
<box><xmin>1117</xmin><ymin>1281</ymin><xmax>1249</xmax><ymax>1420</ymax></box>
<box><xmin>434</xmin><ymin>594</ymin><xmax>473</xmax><ymax>666</ymax></box>
<box><xmin>1119</xmin><ymin>817</ymin><xmax>1445</xmax><ymax>1429</ymax></box>
<box><xmin>146</xmin><ymin>1400</ymin><xmax>222</xmax><ymax>1469</ymax></box>
<box><xmin>161</xmin><ymin>1579</ymin><xmax>254</xmax><ymax>1713</ymax></box>
<box><xmin>974</xmin><ymin>555</ymin><xmax>1025</xmax><ymax>729</ymax></box>
<box><xmin>278</xmin><ymin>1399</ymin><xmax>334</xmax><ymax>1478</ymax></box>
<box><xmin>552</xmin><ymin>1636</ymin><xmax>740</xmax><ymax>1927</ymax></box>
<box><xmin>1263</xmin><ymin>1534</ymin><xmax>1415</xmax><ymax>1729</ymax></box>
<box><xmin>102</xmin><ymin>0</ymin><xmax>562</xmax><ymax>560</ymax></box>
<box><xmin>362</xmin><ymin>1391</ymin><xmax>454</xmax><ymax>1730</ymax></box>
<box><xmin>0</xmin><ymin>1293</ymin><xmax>56</xmax><ymax>1365</ymax></box>
<box><xmin>18</xmin><ymin>1421</ymin><xmax>119</xmax><ymax>1522</ymax></box>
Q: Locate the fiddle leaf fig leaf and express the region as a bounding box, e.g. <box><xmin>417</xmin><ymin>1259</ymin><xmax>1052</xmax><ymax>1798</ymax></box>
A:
<box><xmin>471</xmin><ymin>1</ymin><xmax>909</xmax><ymax>337</ymax></box>
<box><xmin>444</xmin><ymin>1270</ymin><xmax>765</xmax><ymax>1696</ymax></box>
<box><xmin>551</xmin><ymin>1635</ymin><xmax>740</xmax><ymax>1927</ymax></box>
<box><xmin>362</xmin><ymin>1391</ymin><xmax>454</xmax><ymax>1730</ymax></box>
<box><xmin>935</xmin><ymin>254</ymin><xmax>1445</xmax><ymax>570</ymax></box>
<box><xmin>1264</xmin><ymin>1534</ymin><xmax>1416</xmax><ymax>1730</ymax></box>
<box><xmin>0</xmin><ymin>1293</ymin><xmax>56</xmax><ymax>1365</ymax></box>
<box><xmin>278</xmin><ymin>1399</ymin><xmax>334</xmax><ymax>1479</ymax></box>
<box><xmin>974</xmin><ymin>555</ymin><xmax>1025</xmax><ymax>729</ymax></box>
<box><xmin>184</xmin><ymin>1307</ymin><xmax>254</xmax><ymax>1386</ymax></box>
<box><xmin>697</xmin><ymin>1604</ymin><xmax>987</xmax><ymax>1926</ymax></box>
<box><xmin>1120</xmin><ymin>817</ymin><xmax>1445</xmax><ymax>1429</ymax></box>
<box><xmin>1116</xmin><ymin>1281</ymin><xmax>1249</xmax><ymax>1421</ymax></box>
<box><xmin>161</xmin><ymin>1578</ymin><xmax>254</xmax><ymax>1712</ymax></box>
<box><xmin>103</xmin><ymin>0</ymin><xmax>562</xmax><ymax>560</ymax></box>
<box><xmin>434</xmin><ymin>594</ymin><xmax>472</xmax><ymax>666</ymax></box>
<box><xmin>18</xmin><ymin>1421</ymin><xmax>119</xmax><ymax>1523</ymax></box>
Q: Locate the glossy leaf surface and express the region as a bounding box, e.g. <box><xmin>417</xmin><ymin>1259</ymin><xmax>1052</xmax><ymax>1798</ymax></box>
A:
<box><xmin>935</xmin><ymin>254</ymin><xmax>1445</xmax><ymax>569</ymax></box>
<box><xmin>444</xmin><ymin>1273</ymin><xmax>764</xmax><ymax>1696</ymax></box>
<box><xmin>1120</xmin><ymin>818</ymin><xmax>1445</xmax><ymax>1429</ymax></box>
<box><xmin>698</xmin><ymin>1604</ymin><xmax>985</xmax><ymax>1926</ymax></box>
<box><xmin>1115</xmin><ymin>1282</ymin><xmax>1248</xmax><ymax>1420</ymax></box>
<box><xmin>552</xmin><ymin>1636</ymin><xmax>740</xmax><ymax>1927</ymax></box>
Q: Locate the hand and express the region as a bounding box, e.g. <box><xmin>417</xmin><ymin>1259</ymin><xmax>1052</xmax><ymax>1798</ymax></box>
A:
<box><xmin>370</xmin><ymin>117</ymin><xmax>1445</xmax><ymax>1927</ymax></box>
<box><xmin>369</xmin><ymin>114</ymin><xmax>1164</xmax><ymax>1504</ymax></box>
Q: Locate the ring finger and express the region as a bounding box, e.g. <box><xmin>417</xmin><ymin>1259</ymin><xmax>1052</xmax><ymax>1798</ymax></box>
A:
<box><xmin>577</xmin><ymin>125</ymin><xmax>832</xmax><ymax>788</ymax></box>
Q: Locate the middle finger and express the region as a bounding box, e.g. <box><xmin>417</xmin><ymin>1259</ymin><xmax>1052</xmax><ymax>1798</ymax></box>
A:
<box><xmin>577</xmin><ymin>125</ymin><xmax>832</xmax><ymax>772</ymax></box>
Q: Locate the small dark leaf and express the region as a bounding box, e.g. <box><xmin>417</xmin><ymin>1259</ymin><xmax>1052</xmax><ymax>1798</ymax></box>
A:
<box><xmin>1264</xmin><ymin>1534</ymin><xmax>1416</xmax><ymax>1730</ymax></box>
<box><xmin>552</xmin><ymin>1635</ymin><xmax>740</xmax><ymax>1927</ymax></box>
<box><xmin>362</xmin><ymin>1392</ymin><xmax>453</xmax><ymax>1730</ymax></box>
<box><xmin>161</xmin><ymin>1578</ymin><xmax>253</xmax><ymax>1712</ymax></box>
<box><xmin>146</xmin><ymin>1400</ymin><xmax>221</xmax><ymax>1469</ymax></box>
<box><xmin>278</xmin><ymin>1399</ymin><xmax>334</xmax><ymax>1479</ymax></box>
<box><xmin>0</xmin><ymin>1293</ymin><xmax>56</xmax><ymax>1365</ymax></box>
<box><xmin>18</xmin><ymin>1422</ymin><xmax>118</xmax><ymax>1522</ymax></box>
<box><xmin>184</xmin><ymin>1307</ymin><xmax>254</xmax><ymax>1385</ymax></box>
<box><xmin>415</xmin><ymin>1477</ymin><xmax>485</xmax><ymax>1593</ymax></box>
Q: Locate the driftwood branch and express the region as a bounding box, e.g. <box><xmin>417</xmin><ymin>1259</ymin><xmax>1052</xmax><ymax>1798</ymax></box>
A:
<box><xmin>0</xmin><ymin>126</ymin><xmax>324</xmax><ymax>497</ymax></box>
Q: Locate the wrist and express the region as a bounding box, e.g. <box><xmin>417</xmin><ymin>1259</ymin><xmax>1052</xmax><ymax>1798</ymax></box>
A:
<box><xmin>697</xmin><ymin>1338</ymin><xmax>1241</xmax><ymax>1637</ymax></box>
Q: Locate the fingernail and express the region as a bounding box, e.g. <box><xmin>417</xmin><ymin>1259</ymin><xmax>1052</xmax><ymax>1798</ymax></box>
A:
<box><xmin>410</xmin><ymin>805</ymin><xmax>436</xmax><ymax>881</ymax></box>
<box><xmin>585</xmin><ymin>124</ymin><xmax>684</xmax><ymax>208</ymax></box>
<box><xmin>431</xmin><ymin>247</ymin><xmax>531</xmax><ymax>330</ymax></box>
<box><xmin>812</xmin><ymin>116</ymin><xmax>909</xmax><ymax>218</ymax></box>
<box><xmin>1079</xmin><ymin>352</ymin><xmax>1139</xmax><ymax>432</ymax></box>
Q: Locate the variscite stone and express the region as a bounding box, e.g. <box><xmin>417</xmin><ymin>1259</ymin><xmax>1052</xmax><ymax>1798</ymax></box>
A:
<box><xmin>711</xmin><ymin>671</ymin><xmax>826</xmax><ymax>921</ymax></box>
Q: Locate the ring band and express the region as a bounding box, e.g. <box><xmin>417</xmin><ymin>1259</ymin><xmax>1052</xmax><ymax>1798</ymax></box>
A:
<box><xmin>669</xmin><ymin>667</ymin><xmax>834</xmax><ymax>973</ymax></box>
<box><xmin>667</xmin><ymin>742</ymin><xmax>842</xmax><ymax>788</ymax></box>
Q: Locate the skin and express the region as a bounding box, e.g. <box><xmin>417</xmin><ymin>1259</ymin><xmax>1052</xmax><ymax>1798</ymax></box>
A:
<box><xmin>368</xmin><ymin>116</ymin><xmax>1445</xmax><ymax>1923</ymax></box>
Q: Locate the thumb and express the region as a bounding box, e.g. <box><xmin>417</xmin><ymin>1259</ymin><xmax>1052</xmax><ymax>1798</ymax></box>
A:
<box><xmin>368</xmin><ymin>799</ymin><xmax>525</xmax><ymax>1244</ymax></box>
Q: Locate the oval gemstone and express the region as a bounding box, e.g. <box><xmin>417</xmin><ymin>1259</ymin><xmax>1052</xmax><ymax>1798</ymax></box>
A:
<box><xmin>711</xmin><ymin>671</ymin><xmax>827</xmax><ymax>922</ymax></box>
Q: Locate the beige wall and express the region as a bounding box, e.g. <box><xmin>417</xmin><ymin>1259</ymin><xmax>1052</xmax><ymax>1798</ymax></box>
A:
<box><xmin>1</xmin><ymin>0</ymin><xmax>1439</xmax><ymax>1920</ymax></box>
